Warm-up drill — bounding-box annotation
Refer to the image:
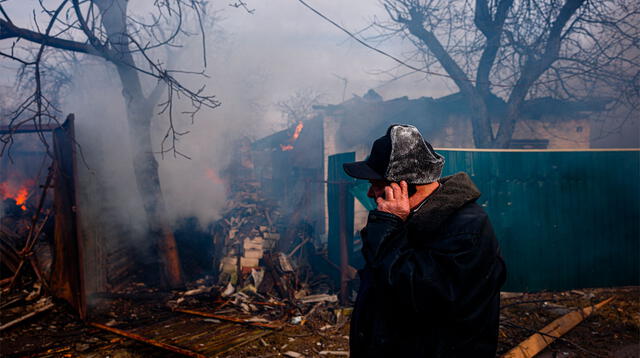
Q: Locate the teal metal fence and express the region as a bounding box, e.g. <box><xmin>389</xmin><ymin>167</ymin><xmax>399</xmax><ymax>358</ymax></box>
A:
<box><xmin>327</xmin><ymin>153</ymin><xmax>355</xmax><ymax>268</ymax></box>
<box><xmin>344</xmin><ymin>149</ymin><xmax>640</xmax><ymax>292</ymax></box>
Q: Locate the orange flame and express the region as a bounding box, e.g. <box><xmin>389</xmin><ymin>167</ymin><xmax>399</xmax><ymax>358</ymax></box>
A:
<box><xmin>205</xmin><ymin>168</ymin><xmax>224</xmax><ymax>184</ymax></box>
<box><xmin>0</xmin><ymin>180</ymin><xmax>34</xmax><ymax>211</ymax></box>
<box><xmin>15</xmin><ymin>187</ymin><xmax>28</xmax><ymax>210</ymax></box>
<box><xmin>292</xmin><ymin>121</ymin><xmax>304</xmax><ymax>141</ymax></box>
<box><xmin>280</xmin><ymin>121</ymin><xmax>304</xmax><ymax>151</ymax></box>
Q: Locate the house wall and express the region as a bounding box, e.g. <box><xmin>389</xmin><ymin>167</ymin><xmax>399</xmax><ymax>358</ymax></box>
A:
<box><xmin>438</xmin><ymin>116</ymin><xmax>591</xmax><ymax>149</ymax></box>
<box><xmin>437</xmin><ymin>114</ymin><xmax>475</xmax><ymax>148</ymax></box>
<box><xmin>512</xmin><ymin>118</ymin><xmax>591</xmax><ymax>148</ymax></box>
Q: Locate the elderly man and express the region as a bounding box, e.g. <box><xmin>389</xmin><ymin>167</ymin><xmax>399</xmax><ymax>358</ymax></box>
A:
<box><xmin>343</xmin><ymin>124</ymin><xmax>506</xmax><ymax>358</ymax></box>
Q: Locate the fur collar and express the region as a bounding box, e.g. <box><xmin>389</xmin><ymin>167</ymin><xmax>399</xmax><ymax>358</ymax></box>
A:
<box><xmin>408</xmin><ymin>172</ymin><xmax>481</xmax><ymax>233</ymax></box>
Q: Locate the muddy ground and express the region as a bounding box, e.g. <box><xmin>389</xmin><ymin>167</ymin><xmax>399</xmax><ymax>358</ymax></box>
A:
<box><xmin>1</xmin><ymin>286</ymin><xmax>638</xmax><ymax>357</ymax></box>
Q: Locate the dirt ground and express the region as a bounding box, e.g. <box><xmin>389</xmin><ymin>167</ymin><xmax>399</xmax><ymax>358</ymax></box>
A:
<box><xmin>1</xmin><ymin>286</ymin><xmax>638</xmax><ymax>358</ymax></box>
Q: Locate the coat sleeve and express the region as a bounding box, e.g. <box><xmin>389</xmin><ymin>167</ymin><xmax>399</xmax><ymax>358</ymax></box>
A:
<box><xmin>361</xmin><ymin>209</ymin><xmax>498</xmax><ymax>315</ymax></box>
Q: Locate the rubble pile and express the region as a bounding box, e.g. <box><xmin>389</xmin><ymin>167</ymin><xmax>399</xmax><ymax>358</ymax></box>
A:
<box><xmin>211</xmin><ymin>180</ymin><xmax>334</xmax><ymax>303</ymax></box>
<box><xmin>150</xmin><ymin>178</ymin><xmax>348</xmax><ymax>342</ymax></box>
<box><xmin>213</xmin><ymin>181</ymin><xmax>283</xmax><ymax>290</ymax></box>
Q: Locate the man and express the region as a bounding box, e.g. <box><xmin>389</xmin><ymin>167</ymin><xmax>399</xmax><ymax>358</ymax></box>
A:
<box><xmin>343</xmin><ymin>124</ymin><xmax>506</xmax><ymax>357</ymax></box>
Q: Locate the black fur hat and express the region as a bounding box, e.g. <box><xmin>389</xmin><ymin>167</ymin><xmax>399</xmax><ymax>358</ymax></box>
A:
<box><xmin>343</xmin><ymin>124</ymin><xmax>444</xmax><ymax>184</ymax></box>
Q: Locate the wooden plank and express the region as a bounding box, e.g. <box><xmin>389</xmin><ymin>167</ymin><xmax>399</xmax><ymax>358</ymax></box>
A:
<box><xmin>50</xmin><ymin>116</ymin><xmax>87</xmax><ymax>319</ymax></box>
<box><xmin>89</xmin><ymin>322</ymin><xmax>207</xmax><ymax>358</ymax></box>
<box><xmin>502</xmin><ymin>297</ymin><xmax>614</xmax><ymax>358</ymax></box>
<box><xmin>203</xmin><ymin>329</ymin><xmax>272</xmax><ymax>356</ymax></box>
<box><xmin>200</xmin><ymin>325</ymin><xmax>250</xmax><ymax>348</ymax></box>
<box><xmin>175</xmin><ymin>308</ymin><xmax>283</xmax><ymax>329</ymax></box>
<box><xmin>0</xmin><ymin>302</ymin><xmax>54</xmax><ymax>331</ymax></box>
<box><xmin>93</xmin><ymin>312</ymin><xmax>276</xmax><ymax>357</ymax></box>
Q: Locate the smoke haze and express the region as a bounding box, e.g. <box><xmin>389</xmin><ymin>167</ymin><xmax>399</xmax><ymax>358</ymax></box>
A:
<box><xmin>3</xmin><ymin>0</ymin><xmax>639</xmax><ymax>236</ymax></box>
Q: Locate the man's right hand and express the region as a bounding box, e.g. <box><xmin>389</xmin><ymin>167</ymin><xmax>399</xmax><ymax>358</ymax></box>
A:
<box><xmin>375</xmin><ymin>181</ymin><xmax>410</xmax><ymax>221</ymax></box>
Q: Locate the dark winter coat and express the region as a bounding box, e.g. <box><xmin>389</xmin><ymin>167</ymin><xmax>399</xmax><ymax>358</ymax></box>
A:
<box><xmin>350</xmin><ymin>172</ymin><xmax>507</xmax><ymax>358</ymax></box>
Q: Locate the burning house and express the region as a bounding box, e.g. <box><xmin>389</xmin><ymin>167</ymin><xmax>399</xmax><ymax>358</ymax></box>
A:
<box><xmin>1</xmin><ymin>113</ymin><xmax>358</xmax><ymax>357</ymax></box>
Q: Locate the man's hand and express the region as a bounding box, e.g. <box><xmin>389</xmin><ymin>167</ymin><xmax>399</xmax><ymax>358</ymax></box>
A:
<box><xmin>376</xmin><ymin>181</ymin><xmax>410</xmax><ymax>221</ymax></box>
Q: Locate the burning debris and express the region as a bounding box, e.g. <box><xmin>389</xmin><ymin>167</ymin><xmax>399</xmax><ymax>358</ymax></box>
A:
<box><xmin>1</xmin><ymin>167</ymin><xmax>54</xmax><ymax>294</ymax></box>
<box><xmin>210</xmin><ymin>175</ymin><xmax>334</xmax><ymax>304</ymax></box>
<box><xmin>280</xmin><ymin>121</ymin><xmax>304</xmax><ymax>151</ymax></box>
<box><xmin>0</xmin><ymin>178</ymin><xmax>34</xmax><ymax>212</ymax></box>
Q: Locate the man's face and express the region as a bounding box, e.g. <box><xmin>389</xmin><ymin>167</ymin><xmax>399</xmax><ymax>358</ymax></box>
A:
<box><xmin>367</xmin><ymin>180</ymin><xmax>389</xmax><ymax>199</ymax></box>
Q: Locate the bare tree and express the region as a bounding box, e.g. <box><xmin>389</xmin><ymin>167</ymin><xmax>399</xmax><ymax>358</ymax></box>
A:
<box><xmin>0</xmin><ymin>0</ymin><xmax>226</xmax><ymax>287</ymax></box>
<box><xmin>378</xmin><ymin>0</ymin><xmax>639</xmax><ymax>148</ymax></box>
<box><xmin>276</xmin><ymin>88</ymin><xmax>325</xmax><ymax>128</ymax></box>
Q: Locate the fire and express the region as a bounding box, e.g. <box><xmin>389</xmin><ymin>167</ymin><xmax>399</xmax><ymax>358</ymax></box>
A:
<box><xmin>14</xmin><ymin>187</ymin><xmax>28</xmax><ymax>210</ymax></box>
<box><xmin>280</xmin><ymin>121</ymin><xmax>304</xmax><ymax>151</ymax></box>
<box><xmin>292</xmin><ymin>121</ymin><xmax>304</xmax><ymax>141</ymax></box>
<box><xmin>0</xmin><ymin>179</ymin><xmax>34</xmax><ymax>211</ymax></box>
<box><xmin>205</xmin><ymin>168</ymin><xmax>224</xmax><ymax>184</ymax></box>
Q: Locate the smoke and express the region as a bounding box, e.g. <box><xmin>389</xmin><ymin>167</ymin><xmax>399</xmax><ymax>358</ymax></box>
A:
<box><xmin>62</xmin><ymin>17</ymin><xmax>281</xmax><ymax>243</ymax></box>
<box><xmin>65</xmin><ymin>62</ymin><xmax>151</xmax><ymax>258</ymax></box>
<box><xmin>3</xmin><ymin>1</ymin><xmax>453</xmax><ymax>243</ymax></box>
<box><xmin>61</xmin><ymin>1</ymin><xmax>418</xmax><ymax>236</ymax></box>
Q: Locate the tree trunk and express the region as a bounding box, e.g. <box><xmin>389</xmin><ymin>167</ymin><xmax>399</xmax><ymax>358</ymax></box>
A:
<box><xmin>493</xmin><ymin>106</ymin><xmax>520</xmax><ymax>148</ymax></box>
<box><xmin>468</xmin><ymin>95</ymin><xmax>495</xmax><ymax>148</ymax></box>
<box><xmin>97</xmin><ymin>0</ymin><xmax>183</xmax><ymax>288</ymax></box>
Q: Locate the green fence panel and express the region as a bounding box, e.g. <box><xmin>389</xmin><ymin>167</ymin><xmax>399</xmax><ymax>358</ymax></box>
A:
<box><xmin>346</xmin><ymin>149</ymin><xmax>640</xmax><ymax>292</ymax></box>
<box><xmin>350</xmin><ymin>181</ymin><xmax>376</xmax><ymax>211</ymax></box>
<box><xmin>327</xmin><ymin>152</ymin><xmax>356</xmax><ymax>267</ymax></box>
<box><xmin>439</xmin><ymin>149</ymin><xmax>640</xmax><ymax>292</ymax></box>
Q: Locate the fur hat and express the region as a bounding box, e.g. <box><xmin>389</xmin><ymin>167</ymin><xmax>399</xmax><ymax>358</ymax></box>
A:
<box><xmin>343</xmin><ymin>124</ymin><xmax>444</xmax><ymax>184</ymax></box>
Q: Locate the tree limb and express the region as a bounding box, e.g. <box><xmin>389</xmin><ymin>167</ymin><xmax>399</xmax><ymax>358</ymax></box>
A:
<box><xmin>402</xmin><ymin>7</ymin><xmax>475</xmax><ymax>95</ymax></box>
<box><xmin>475</xmin><ymin>0</ymin><xmax>513</xmax><ymax>95</ymax></box>
<box><xmin>496</xmin><ymin>0</ymin><xmax>586</xmax><ymax>146</ymax></box>
<box><xmin>0</xmin><ymin>18</ymin><xmax>95</xmax><ymax>55</ymax></box>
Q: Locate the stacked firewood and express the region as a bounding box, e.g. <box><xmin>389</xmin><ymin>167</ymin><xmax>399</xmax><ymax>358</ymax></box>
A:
<box><xmin>213</xmin><ymin>181</ymin><xmax>286</xmax><ymax>293</ymax></box>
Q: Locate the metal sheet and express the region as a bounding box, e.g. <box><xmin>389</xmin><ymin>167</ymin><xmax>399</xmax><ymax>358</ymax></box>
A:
<box><xmin>327</xmin><ymin>153</ymin><xmax>355</xmax><ymax>269</ymax></box>
<box><xmin>440</xmin><ymin>149</ymin><xmax>640</xmax><ymax>291</ymax></box>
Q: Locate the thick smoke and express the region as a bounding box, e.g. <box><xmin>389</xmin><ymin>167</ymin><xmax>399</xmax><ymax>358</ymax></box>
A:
<box><xmin>59</xmin><ymin>1</ymin><xmax>446</xmax><ymax>237</ymax></box>
<box><xmin>64</xmin><ymin>41</ymin><xmax>270</xmax><ymax>235</ymax></box>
